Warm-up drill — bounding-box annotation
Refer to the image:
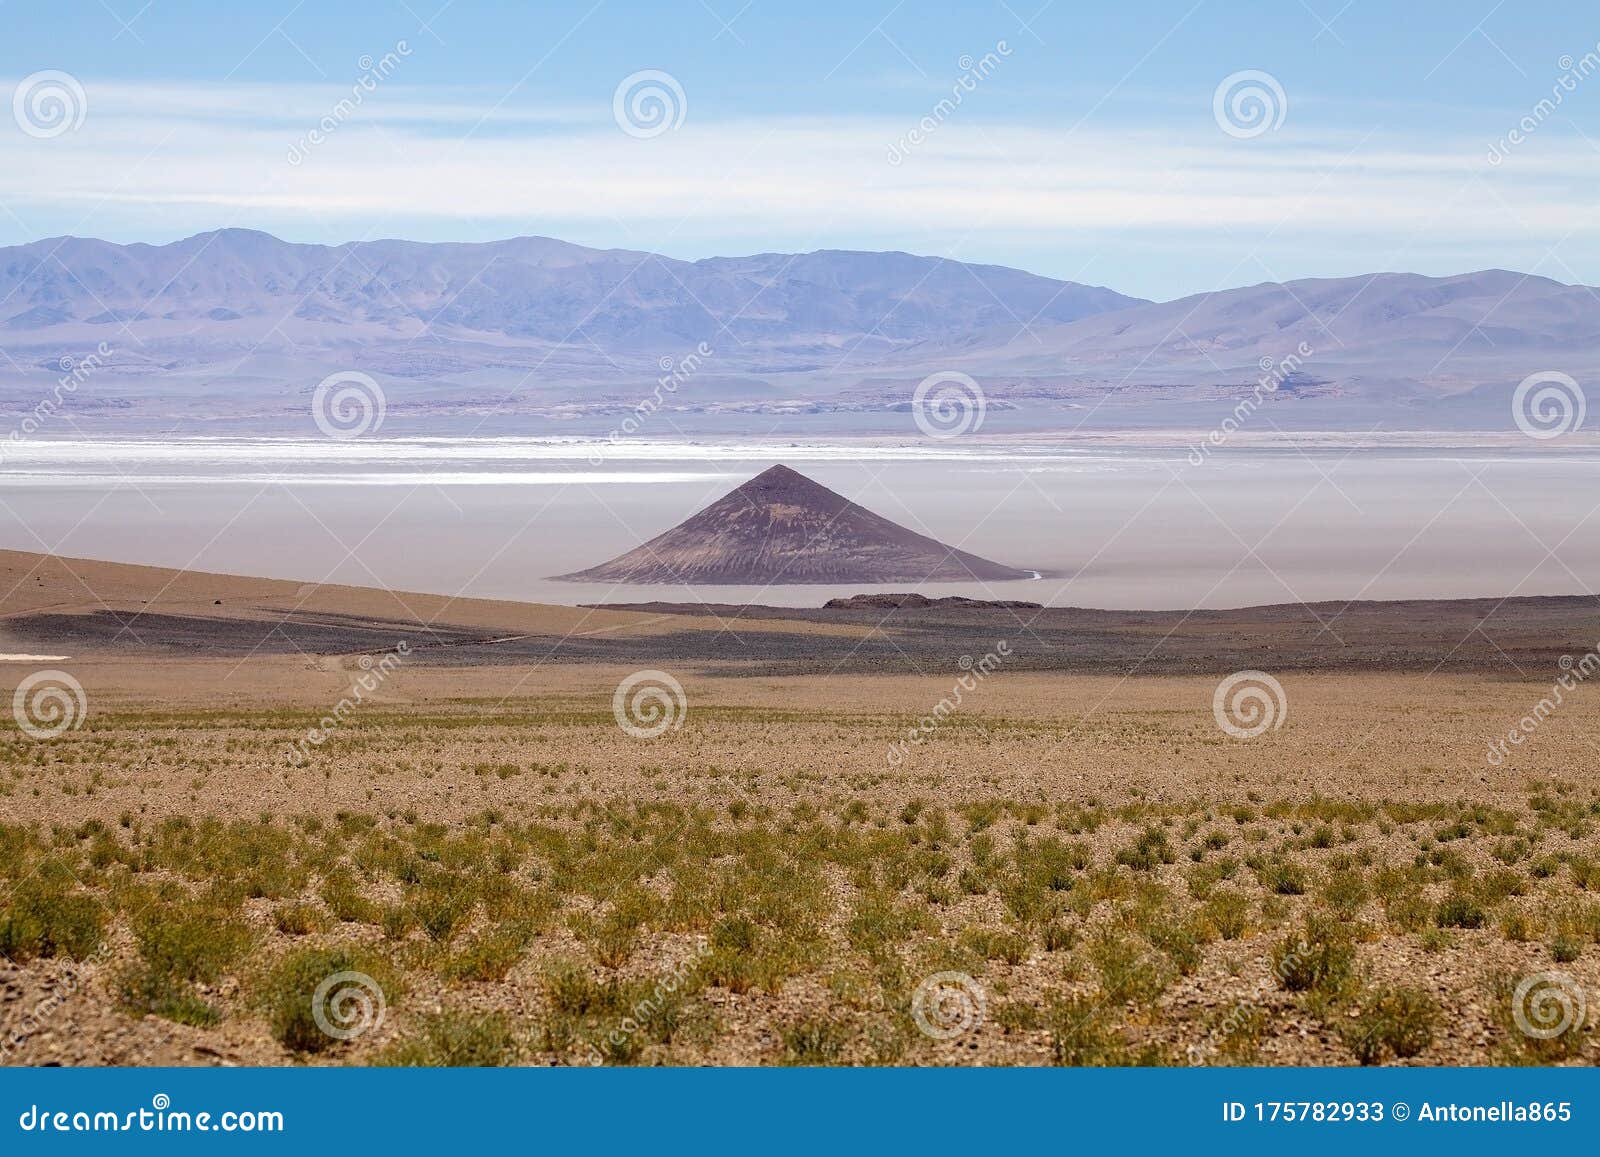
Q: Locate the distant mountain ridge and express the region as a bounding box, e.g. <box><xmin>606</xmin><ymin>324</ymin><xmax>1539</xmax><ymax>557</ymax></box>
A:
<box><xmin>0</xmin><ymin>228</ymin><xmax>1140</xmax><ymax>359</ymax></box>
<box><xmin>0</xmin><ymin>229</ymin><xmax>1595</xmax><ymax>431</ymax></box>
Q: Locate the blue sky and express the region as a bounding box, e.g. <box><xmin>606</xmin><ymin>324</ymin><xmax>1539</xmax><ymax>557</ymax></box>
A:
<box><xmin>3</xmin><ymin>0</ymin><xmax>1599</xmax><ymax>299</ymax></box>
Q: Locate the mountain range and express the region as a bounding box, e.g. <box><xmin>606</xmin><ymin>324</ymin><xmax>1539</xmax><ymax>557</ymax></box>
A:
<box><xmin>0</xmin><ymin>228</ymin><xmax>1594</xmax><ymax>431</ymax></box>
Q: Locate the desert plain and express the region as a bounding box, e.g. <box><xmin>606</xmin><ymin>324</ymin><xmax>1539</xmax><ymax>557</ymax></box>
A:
<box><xmin>0</xmin><ymin>548</ymin><xmax>1597</xmax><ymax>1067</ymax></box>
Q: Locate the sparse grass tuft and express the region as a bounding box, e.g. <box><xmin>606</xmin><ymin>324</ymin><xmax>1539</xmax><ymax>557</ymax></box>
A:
<box><xmin>1273</xmin><ymin>915</ymin><xmax>1356</xmax><ymax>996</ymax></box>
<box><xmin>0</xmin><ymin>880</ymin><xmax>105</xmax><ymax>962</ymax></box>
<box><xmin>1341</xmin><ymin>986</ymin><xmax>1437</xmax><ymax>1064</ymax></box>
<box><xmin>780</xmin><ymin>1016</ymin><xmax>848</xmax><ymax>1065</ymax></box>
<box><xmin>375</xmin><ymin>1011</ymin><xmax>518</xmax><ymax>1066</ymax></box>
<box><xmin>260</xmin><ymin>947</ymin><xmax>394</xmax><ymax>1054</ymax></box>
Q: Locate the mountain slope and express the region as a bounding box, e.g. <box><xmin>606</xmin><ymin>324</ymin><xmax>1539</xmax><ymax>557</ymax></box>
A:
<box><xmin>0</xmin><ymin>229</ymin><xmax>1143</xmax><ymax>362</ymax></box>
<box><xmin>558</xmin><ymin>465</ymin><xmax>1033</xmax><ymax>584</ymax></box>
<box><xmin>1005</xmin><ymin>270</ymin><xmax>1600</xmax><ymax>369</ymax></box>
<box><xmin>1</xmin><ymin>229</ymin><xmax>1594</xmax><ymax>431</ymax></box>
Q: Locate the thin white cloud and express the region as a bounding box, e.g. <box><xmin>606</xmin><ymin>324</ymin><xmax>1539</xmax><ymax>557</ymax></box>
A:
<box><xmin>0</xmin><ymin>80</ymin><xmax>1595</xmax><ymax>277</ymax></box>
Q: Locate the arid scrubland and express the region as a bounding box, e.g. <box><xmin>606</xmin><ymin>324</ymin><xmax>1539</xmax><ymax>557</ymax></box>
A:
<box><xmin>2</xmin><ymin>661</ymin><xmax>1598</xmax><ymax>1067</ymax></box>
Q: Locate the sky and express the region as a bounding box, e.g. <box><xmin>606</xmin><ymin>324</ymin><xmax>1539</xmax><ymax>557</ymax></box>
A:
<box><xmin>2</xmin><ymin>0</ymin><xmax>1599</xmax><ymax>300</ymax></box>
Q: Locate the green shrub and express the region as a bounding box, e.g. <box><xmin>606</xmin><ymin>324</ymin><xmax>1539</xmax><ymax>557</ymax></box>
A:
<box><xmin>375</xmin><ymin>1011</ymin><xmax>517</xmax><ymax>1066</ymax></box>
<box><xmin>0</xmin><ymin>881</ymin><xmax>105</xmax><ymax>962</ymax></box>
<box><xmin>135</xmin><ymin>907</ymin><xmax>252</xmax><ymax>983</ymax></box>
<box><xmin>1321</xmin><ymin>869</ymin><xmax>1368</xmax><ymax>915</ymax></box>
<box><xmin>444</xmin><ymin>924</ymin><xmax>534</xmax><ymax>982</ymax></box>
<box><xmin>961</xmin><ymin>927</ymin><xmax>1028</xmax><ymax>965</ymax></box>
<box><xmin>273</xmin><ymin>902</ymin><xmax>326</xmax><ymax>936</ymax></box>
<box><xmin>1550</xmin><ymin>935</ymin><xmax>1582</xmax><ymax>964</ymax></box>
<box><xmin>1255</xmin><ymin>858</ymin><xmax>1308</xmax><ymax>896</ymax></box>
<box><xmin>320</xmin><ymin>870</ymin><xmax>381</xmax><ymax>924</ymax></box>
<box><xmin>261</xmin><ymin>947</ymin><xmax>393</xmax><ymax>1053</ymax></box>
<box><xmin>1342</xmin><ymin>986</ymin><xmax>1437</xmax><ymax>1064</ymax></box>
<box><xmin>1435</xmin><ymin>894</ymin><xmax>1486</xmax><ymax>929</ymax></box>
<box><xmin>1091</xmin><ymin>931</ymin><xmax>1173</xmax><ymax>1005</ymax></box>
<box><xmin>1272</xmin><ymin>916</ymin><xmax>1356</xmax><ymax>995</ymax></box>
<box><xmin>1201</xmin><ymin>889</ymin><xmax>1251</xmax><ymax>940</ymax></box>
<box><xmin>1048</xmin><ymin>996</ymin><xmax>1127</xmax><ymax>1066</ymax></box>
<box><xmin>1114</xmin><ymin>827</ymin><xmax>1174</xmax><ymax>872</ymax></box>
<box><xmin>1149</xmin><ymin>919</ymin><xmax>1205</xmax><ymax>976</ymax></box>
<box><xmin>116</xmin><ymin>967</ymin><xmax>222</xmax><ymax>1027</ymax></box>
<box><xmin>1041</xmin><ymin>922</ymin><xmax>1076</xmax><ymax>952</ymax></box>
<box><xmin>780</xmin><ymin>1016</ymin><xmax>848</xmax><ymax>1065</ymax></box>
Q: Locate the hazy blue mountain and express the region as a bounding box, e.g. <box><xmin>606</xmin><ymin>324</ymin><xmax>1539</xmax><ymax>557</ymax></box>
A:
<box><xmin>0</xmin><ymin>229</ymin><xmax>1594</xmax><ymax>431</ymax></box>
<box><xmin>0</xmin><ymin>229</ymin><xmax>1142</xmax><ymax>360</ymax></box>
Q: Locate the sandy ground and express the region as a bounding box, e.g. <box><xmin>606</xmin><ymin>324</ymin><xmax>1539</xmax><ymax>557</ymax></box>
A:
<box><xmin>0</xmin><ymin>659</ymin><xmax>1591</xmax><ymax>817</ymax></box>
<box><xmin>0</xmin><ymin>551</ymin><xmax>1597</xmax><ymax>1067</ymax></box>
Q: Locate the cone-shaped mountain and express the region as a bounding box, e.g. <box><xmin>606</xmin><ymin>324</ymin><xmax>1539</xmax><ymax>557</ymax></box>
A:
<box><xmin>558</xmin><ymin>464</ymin><xmax>1032</xmax><ymax>584</ymax></box>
